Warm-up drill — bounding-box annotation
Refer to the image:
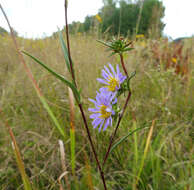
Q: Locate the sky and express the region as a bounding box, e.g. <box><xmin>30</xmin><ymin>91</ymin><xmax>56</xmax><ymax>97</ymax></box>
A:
<box><xmin>0</xmin><ymin>0</ymin><xmax>194</xmax><ymax>39</ymax></box>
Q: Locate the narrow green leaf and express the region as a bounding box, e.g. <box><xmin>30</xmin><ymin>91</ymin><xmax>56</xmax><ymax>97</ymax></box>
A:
<box><xmin>58</xmin><ymin>29</ymin><xmax>71</xmax><ymax>73</ymax></box>
<box><xmin>12</xmin><ymin>137</ymin><xmax>32</xmax><ymax>190</ymax></box>
<box><xmin>109</xmin><ymin>52</ymin><xmax>116</xmax><ymax>57</ymax></box>
<box><xmin>128</xmin><ymin>71</ymin><xmax>136</xmax><ymax>81</ymax></box>
<box><xmin>22</xmin><ymin>51</ymin><xmax>81</xmax><ymax>103</ymax></box>
<box><xmin>70</xmin><ymin>128</ymin><xmax>75</xmax><ymax>175</ymax></box>
<box><xmin>110</xmin><ymin>126</ymin><xmax>148</xmax><ymax>153</ymax></box>
<box><xmin>96</xmin><ymin>40</ymin><xmax>112</xmax><ymax>48</ymax></box>
<box><xmin>123</xmin><ymin>48</ymin><xmax>134</xmax><ymax>52</ymax></box>
<box><xmin>39</xmin><ymin>95</ymin><xmax>66</xmax><ymax>138</ymax></box>
<box><xmin>124</xmin><ymin>42</ymin><xmax>133</xmax><ymax>48</ymax></box>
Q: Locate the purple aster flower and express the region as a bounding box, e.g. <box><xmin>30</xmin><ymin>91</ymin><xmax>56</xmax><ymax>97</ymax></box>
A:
<box><xmin>97</xmin><ymin>63</ymin><xmax>126</xmax><ymax>92</ymax></box>
<box><xmin>88</xmin><ymin>90</ymin><xmax>116</xmax><ymax>131</ymax></box>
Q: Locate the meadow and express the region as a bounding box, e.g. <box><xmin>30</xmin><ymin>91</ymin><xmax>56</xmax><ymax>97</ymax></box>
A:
<box><xmin>0</xmin><ymin>32</ymin><xmax>193</xmax><ymax>190</ymax></box>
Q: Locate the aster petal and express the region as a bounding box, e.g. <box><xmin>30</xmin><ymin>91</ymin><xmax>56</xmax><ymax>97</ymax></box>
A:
<box><xmin>96</xmin><ymin>93</ymin><xmax>101</xmax><ymax>104</ymax></box>
<box><xmin>88</xmin><ymin>108</ymin><xmax>99</xmax><ymax>112</ymax></box>
<box><xmin>102</xmin><ymin>70</ymin><xmax>109</xmax><ymax>79</ymax></box>
<box><xmin>119</xmin><ymin>74</ymin><xmax>126</xmax><ymax>83</ymax></box>
<box><xmin>104</xmin><ymin>65</ymin><xmax>113</xmax><ymax>78</ymax></box>
<box><xmin>108</xmin><ymin>63</ymin><xmax>116</xmax><ymax>76</ymax></box>
<box><xmin>90</xmin><ymin>114</ymin><xmax>96</xmax><ymax>119</ymax></box>
<box><xmin>103</xmin><ymin>96</ymin><xmax>111</xmax><ymax>106</ymax></box>
<box><xmin>112</xmin><ymin>97</ymin><xmax>117</xmax><ymax>104</ymax></box>
<box><xmin>90</xmin><ymin>113</ymin><xmax>101</xmax><ymax>120</ymax></box>
<box><xmin>110</xmin><ymin>117</ymin><xmax>113</xmax><ymax>127</ymax></box>
<box><xmin>97</xmin><ymin>78</ymin><xmax>108</xmax><ymax>85</ymax></box>
<box><xmin>93</xmin><ymin>118</ymin><xmax>102</xmax><ymax>128</ymax></box>
<box><xmin>116</xmin><ymin>64</ymin><xmax>120</xmax><ymax>75</ymax></box>
<box><xmin>99</xmin><ymin>87</ymin><xmax>108</xmax><ymax>93</ymax></box>
<box><xmin>92</xmin><ymin>117</ymin><xmax>100</xmax><ymax>125</ymax></box>
<box><xmin>103</xmin><ymin>118</ymin><xmax>110</xmax><ymax>131</ymax></box>
<box><xmin>98</xmin><ymin>120</ymin><xmax>104</xmax><ymax>132</ymax></box>
<box><xmin>89</xmin><ymin>98</ymin><xmax>96</xmax><ymax>104</ymax></box>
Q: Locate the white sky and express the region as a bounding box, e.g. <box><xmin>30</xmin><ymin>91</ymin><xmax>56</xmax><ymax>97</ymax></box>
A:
<box><xmin>0</xmin><ymin>0</ymin><xmax>194</xmax><ymax>39</ymax></box>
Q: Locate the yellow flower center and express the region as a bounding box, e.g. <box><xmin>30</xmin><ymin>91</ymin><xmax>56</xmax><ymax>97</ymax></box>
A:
<box><xmin>106</xmin><ymin>77</ymin><xmax>119</xmax><ymax>92</ymax></box>
<box><xmin>99</xmin><ymin>105</ymin><xmax>111</xmax><ymax>119</ymax></box>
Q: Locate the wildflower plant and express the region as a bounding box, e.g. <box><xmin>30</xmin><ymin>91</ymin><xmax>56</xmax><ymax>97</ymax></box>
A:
<box><xmin>20</xmin><ymin>1</ymin><xmax>136</xmax><ymax>189</ymax></box>
<box><xmin>89</xmin><ymin>63</ymin><xmax>128</xmax><ymax>132</ymax></box>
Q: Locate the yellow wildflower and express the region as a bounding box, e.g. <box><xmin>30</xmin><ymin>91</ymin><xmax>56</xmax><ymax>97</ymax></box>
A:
<box><xmin>172</xmin><ymin>57</ymin><xmax>177</xmax><ymax>63</ymax></box>
<box><xmin>95</xmin><ymin>14</ymin><xmax>102</xmax><ymax>23</ymax></box>
<box><xmin>136</xmin><ymin>34</ymin><xmax>144</xmax><ymax>39</ymax></box>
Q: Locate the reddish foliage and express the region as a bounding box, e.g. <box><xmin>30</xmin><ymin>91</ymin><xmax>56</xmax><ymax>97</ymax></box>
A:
<box><xmin>150</xmin><ymin>39</ymin><xmax>190</xmax><ymax>79</ymax></box>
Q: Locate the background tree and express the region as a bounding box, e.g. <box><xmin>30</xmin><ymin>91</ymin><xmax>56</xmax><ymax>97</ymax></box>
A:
<box><xmin>67</xmin><ymin>0</ymin><xmax>165</xmax><ymax>38</ymax></box>
<box><xmin>0</xmin><ymin>26</ymin><xmax>8</xmax><ymax>35</ymax></box>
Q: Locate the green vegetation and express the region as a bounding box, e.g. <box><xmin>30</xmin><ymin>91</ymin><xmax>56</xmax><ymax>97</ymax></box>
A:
<box><xmin>67</xmin><ymin>0</ymin><xmax>165</xmax><ymax>38</ymax></box>
<box><xmin>0</xmin><ymin>26</ymin><xmax>8</xmax><ymax>35</ymax></box>
<box><xmin>0</xmin><ymin>32</ymin><xmax>193</xmax><ymax>189</ymax></box>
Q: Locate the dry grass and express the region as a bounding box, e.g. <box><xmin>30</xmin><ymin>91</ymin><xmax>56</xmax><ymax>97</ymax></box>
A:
<box><xmin>0</xmin><ymin>33</ymin><xmax>193</xmax><ymax>189</ymax></box>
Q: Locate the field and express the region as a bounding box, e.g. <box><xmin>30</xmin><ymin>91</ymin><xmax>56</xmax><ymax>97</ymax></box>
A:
<box><xmin>0</xmin><ymin>33</ymin><xmax>193</xmax><ymax>190</ymax></box>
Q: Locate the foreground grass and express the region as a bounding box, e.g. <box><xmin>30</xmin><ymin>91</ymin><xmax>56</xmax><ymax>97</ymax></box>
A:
<box><xmin>0</xmin><ymin>34</ymin><xmax>193</xmax><ymax>190</ymax></box>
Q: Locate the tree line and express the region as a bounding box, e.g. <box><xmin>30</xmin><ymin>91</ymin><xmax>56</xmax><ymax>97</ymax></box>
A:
<box><xmin>68</xmin><ymin>0</ymin><xmax>165</xmax><ymax>38</ymax></box>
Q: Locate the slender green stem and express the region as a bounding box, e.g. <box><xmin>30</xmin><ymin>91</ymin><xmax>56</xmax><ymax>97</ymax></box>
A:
<box><xmin>135</xmin><ymin>119</ymin><xmax>156</xmax><ymax>186</ymax></box>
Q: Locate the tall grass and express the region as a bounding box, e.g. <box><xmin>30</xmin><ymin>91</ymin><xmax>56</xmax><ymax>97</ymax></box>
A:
<box><xmin>0</xmin><ymin>30</ymin><xmax>193</xmax><ymax>189</ymax></box>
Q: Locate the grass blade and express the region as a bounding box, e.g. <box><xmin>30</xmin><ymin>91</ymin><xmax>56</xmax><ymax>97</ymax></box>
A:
<box><xmin>70</xmin><ymin>128</ymin><xmax>75</xmax><ymax>175</ymax></box>
<box><xmin>11</xmin><ymin>140</ymin><xmax>32</xmax><ymax>190</ymax></box>
<box><xmin>68</xmin><ymin>87</ymin><xmax>76</xmax><ymax>175</ymax></box>
<box><xmin>132</xmin><ymin>113</ymin><xmax>138</xmax><ymax>190</ymax></box>
<box><xmin>39</xmin><ymin>95</ymin><xmax>66</xmax><ymax>139</ymax></box>
<box><xmin>135</xmin><ymin>119</ymin><xmax>156</xmax><ymax>186</ymax></box>
<box><xmin>0</xmin><ymin>111</ymin><xmax>32</xmax><ymax>190</ymax></box>
<box><xmin>22</xmin><ymin>50</ymin><xmax>81</xmax><ymax>103</ymax></box>
<box><xmin>110</xmin><ymin>126</ymin><xmax>147</xmax><ymax>154</ymax></box>
<box><xmin>83</xmin><ymin>150</ymin><xmax>94</xmax><ymax>190</ymax></box>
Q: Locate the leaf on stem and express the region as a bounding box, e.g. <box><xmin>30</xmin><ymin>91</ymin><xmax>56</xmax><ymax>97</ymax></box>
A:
<box><xmin>58</xmin><ymin>29</ymin><xmax>71</xmax><ymax>73</ymax></box>
<box><xmin>96</xmin><ymin>40</ymin><xmax>112</xmax><ymax>48</ymax></box>
<box><xmin>22</xmin><ymin>51</ymin><xmax>81</xmax><ymax>103</ymax></box>
<box><xmin>110</xmin><ymin>126</ymin><xmax>148</xmax><ymax>153</ymax></box>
